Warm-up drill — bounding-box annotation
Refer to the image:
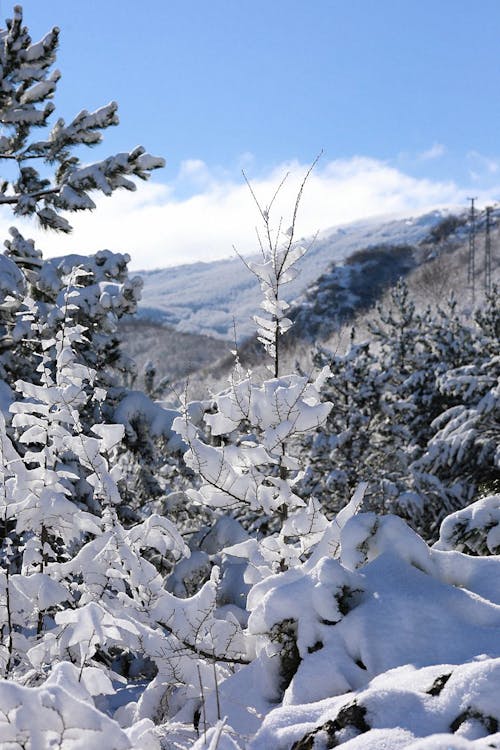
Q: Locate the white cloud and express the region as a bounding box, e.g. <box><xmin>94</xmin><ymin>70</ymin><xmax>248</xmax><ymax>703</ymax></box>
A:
<box><xmin>418</xmin><ymin>143</ymin><xmax>446</xmax><ymax>161</ymax></box>
<box><xmin>0</xmin><ymin>155</ymin><xmax>488</xmax><ymax>271</ymax></box>
<box><xmin>176</xmin><ymin>159</ymin><xmax>213</xmax><ymax>188</ymax></box>
<box><xmin>467</xmin><ymin>151</ymin><xmax>500</xmax><ymax>181</ymax></box>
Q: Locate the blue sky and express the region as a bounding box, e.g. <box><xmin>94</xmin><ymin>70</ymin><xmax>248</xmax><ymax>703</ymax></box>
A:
<box><xmin>1</xmin><ymin>1</ymin><xmax>500</xmax><ymax>268</ymax></box>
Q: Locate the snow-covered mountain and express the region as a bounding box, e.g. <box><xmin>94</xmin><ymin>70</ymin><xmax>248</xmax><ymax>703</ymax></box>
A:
<box><xmin>137</xmin><ymin>209</ymin><xmax>457</xmax><ymax>341</ymax></box>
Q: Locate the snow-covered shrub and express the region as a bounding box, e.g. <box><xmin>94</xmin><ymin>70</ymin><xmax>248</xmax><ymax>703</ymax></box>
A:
<box><xmin>0</xmin><ymin>664</ymin><xmax>158</xmax><ymax>749</ymax></box>
<box><xmin>254</xmin><ymin>658</ymin><xmax>500</xmax><ymax>749</ymax></box>
<box><xmin>247</xmin><ymin>556</ymin><xmax>364</xmax><ymax>700</ymax></box>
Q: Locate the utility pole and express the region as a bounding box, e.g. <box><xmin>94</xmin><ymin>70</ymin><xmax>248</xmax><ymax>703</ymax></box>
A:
<box><xmin>467</xmin><ymin>197</ymin><xmax>477</xmax><ymax>304</ymax></box>
<box><xmin>485</xmin><ymin>206</ymin><xmax>492</xmax><ymax>294</ymax></box>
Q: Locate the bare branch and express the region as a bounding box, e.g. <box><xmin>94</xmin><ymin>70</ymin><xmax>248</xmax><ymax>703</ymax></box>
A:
<box><xmin>158</xmin><ymin>619</ymin><xmax>250</xmax><ymax>665</ymax></box>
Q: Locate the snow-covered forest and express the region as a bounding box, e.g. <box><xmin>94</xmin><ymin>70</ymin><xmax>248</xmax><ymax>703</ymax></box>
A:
<box><xmin>0</xmin><ymin>7</ymin><xmax>499</xmax><ymax>750</ymax></box>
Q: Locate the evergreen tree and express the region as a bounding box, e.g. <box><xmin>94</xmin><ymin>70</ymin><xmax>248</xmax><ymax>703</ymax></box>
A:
<box><xmin>0</xmin><ymin>7</ymin><xmax>220</xmax><ymax>744</ymax></box>
<box><xmin>171</xmin><ymin>163</ymin><xmax>339</xmax><ymax>711</ymax></box>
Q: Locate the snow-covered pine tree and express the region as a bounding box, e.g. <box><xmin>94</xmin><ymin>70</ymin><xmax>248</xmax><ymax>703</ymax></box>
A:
<box><xmin>303</xmin><ymin>281</ymin><xmax>434</xmax><ymax>521</ymax></box>
<box><xmin>0</xmin><ymin>227</ymin><xmax>182</xmax><ymax>528</ymax></box>
<box><xmin>0</xmin><ymin>6</ymin><xmax>235</xmax><ymax>745</ymax></box>
<box><xmin>0</xmin><ymin>293</ymin><xmax>194</xmax><ymax>746</ymax></box>
<box><xmin>2</xmin><ymin>229</ymin><xmax>172</xmax><ymax>522</ymax></box>
<box><xmin>304</xmin><ymin>280</ymin><xmax>500</xmax><ymax>541</ymax></box>
<box><xmin>302</xmin><ymin>336</ymin><xmax>382</xmax><ymax>509</ymax></box>
<box><xmin>412</xmin><ymin>293</ymin><xmax>499</xmax><ymax>519</ymax></box>
<box><xmin>0</xmin><ymin>2</ymin><xmax>162</xmax><ymax>411</ymax></box>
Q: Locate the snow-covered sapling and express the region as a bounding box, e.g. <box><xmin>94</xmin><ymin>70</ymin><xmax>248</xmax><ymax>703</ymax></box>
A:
<box><xmin>175</xmin><ymin>158</ymin><xmax>332</xmax><ymax>557</ymax></box>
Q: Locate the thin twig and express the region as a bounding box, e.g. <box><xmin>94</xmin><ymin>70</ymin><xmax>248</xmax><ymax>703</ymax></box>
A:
<box><xmin>197</xmin><ymin>664</ymin><xmax>207</xmax><ymax>744</ymax></box>
<box><xmin>267</xmin><ymin>171</ymin><xmax>289</xmax><ymax>216</ymax></box>
<box><xmin>213</xmin><ymin>657</ymin><xmax>221</xmax><ymax>721</ymax></box>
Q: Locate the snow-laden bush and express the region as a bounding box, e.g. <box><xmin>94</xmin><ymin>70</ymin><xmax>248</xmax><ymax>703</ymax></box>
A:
<box><xmin>435</xmin><ymin>493</ymin><xmax>500</xmax><ymax>555</ymax></box>
<box><xmin>0</xmin><ymin>662</ymin><xmax>158</xmax><ymax>749</ymax></box>
<box><xmin>254</xmin><ymin>658</ymin><xmax>500</xmax><ymax>749</ymax></box>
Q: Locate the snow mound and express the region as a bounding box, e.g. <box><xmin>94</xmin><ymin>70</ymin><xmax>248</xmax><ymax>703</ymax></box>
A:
<box><xmin>207</xmin><ymin>508</ymin><xmax>500</xmax><ymax>748</ymax></box>
<box><xmin>252</xmin><ymin>659</ymin><xmax>500</xmax><ymax>749</ymax></box>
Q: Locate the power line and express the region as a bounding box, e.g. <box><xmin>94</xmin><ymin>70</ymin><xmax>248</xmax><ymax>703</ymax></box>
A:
<box><xmin>467</xmin><ymin>197</ymin><xmax>477</xmax><ymax>304</ymax></box>
<box><xmin>485</xmin><ymin>206</ymin><xmax>492</xmax><ymax>294</ymax></box>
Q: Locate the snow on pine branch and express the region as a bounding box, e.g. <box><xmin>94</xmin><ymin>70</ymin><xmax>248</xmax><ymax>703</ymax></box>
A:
<box><xmin>0</xmin><ymin>7</ymin><xmax>164</xmax><ymax>232</ymax></box>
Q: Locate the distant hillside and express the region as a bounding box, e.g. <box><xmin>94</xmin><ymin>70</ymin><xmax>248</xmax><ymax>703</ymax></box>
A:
<box><xmin>291</xmin><ymin>242</ymin><xmax>418</xmax><ymax>341</ymax></box>
<box><xmin>136</xmin><ymin>209</ymin><xmax>454</xmax><ymax>341</ymax></box>
<box><xmin>119</xmin><ymin>319</ymin><xmax>230</xmax><ymax>394</ymax></box>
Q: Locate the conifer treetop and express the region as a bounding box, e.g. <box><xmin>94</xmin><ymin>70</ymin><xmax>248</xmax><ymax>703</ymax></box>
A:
<box><xmin>0</xmin><ymin>5</ymin><xmax>164</xmax><ymax>232</ymax></box>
